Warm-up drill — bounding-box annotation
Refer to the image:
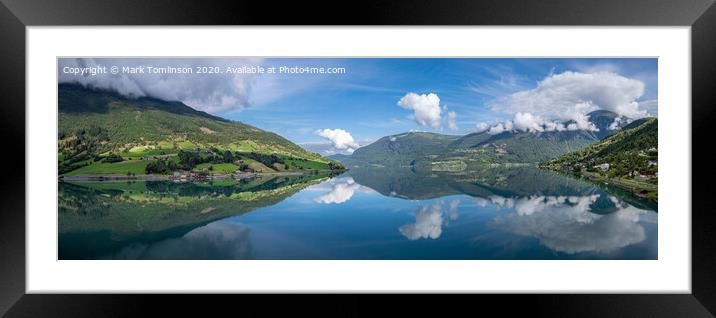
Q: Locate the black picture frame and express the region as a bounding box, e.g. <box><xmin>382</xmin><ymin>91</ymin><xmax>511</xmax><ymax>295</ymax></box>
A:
<box><xmin>1</xmin><ymin>0</ymin><xmax>714</xmax><ymax>316</ymax></box>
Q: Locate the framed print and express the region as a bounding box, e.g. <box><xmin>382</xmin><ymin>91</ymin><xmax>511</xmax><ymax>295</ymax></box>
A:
<box><xmin>1</xmin><ymin>0</ymin><xmax>715</xmax><ymax>316</ymax></box>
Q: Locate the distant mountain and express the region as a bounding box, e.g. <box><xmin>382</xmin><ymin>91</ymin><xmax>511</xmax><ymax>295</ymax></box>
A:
<box><xmin>586</xmin><ymin>109</ymin><xmax>631</xmax><ymax>139</ymax></box>
<box><xmin>439</xmin><ymin>129</ymin><xmax>598</xmax><ymax>165</ymax></box>
<box><xmin>346</xmin><ymin>132</ymin><xmax>461</xmax><ymax>166</ymax></box>
<box><xmin>331</xmin><ymin>110</ymin><xmax>641</xmax><ymax>169</ymax></box>
<box><xmin>327</xmin><ymin>154</ymin><xmax>362</xmax><ymax>167</ymax></box>
<box><xmin>349</xmin><ymin>165</ymin><xmax>600</xmax><ymax>200</ymax></box>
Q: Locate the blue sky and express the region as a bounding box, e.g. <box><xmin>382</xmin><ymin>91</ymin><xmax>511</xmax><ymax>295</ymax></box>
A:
<box><xmin>227</xmin><ymin>58</ymin><xmax>657</xmax><ymax>153</ymax></box>
<box><xmin>59</xmin><ymin>58</ymin><xmax>658</xmax><ymax>155</ymax></box>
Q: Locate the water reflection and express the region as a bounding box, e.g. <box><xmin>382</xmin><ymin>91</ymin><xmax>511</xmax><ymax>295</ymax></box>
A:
<box><xmin>399</xmin><ymin>200</ymin><xmax>461</xmax><ymax>240</ymax></box>
<box><xmin>496</xmin><ymin>202</ymin><xmax>652</xmax><ymax>254</ymax></box>
<box><xmin>314</xmin><ymin>177</ymin><xmax>364</xmax><ymax>204</ymax></box>
<box><xmin>58</xmin><ymin>173</ymin><xmax>334</xmax><ymax>259</ymax></box>
<box><xmin>400</xmin><ymin>203</ymin><xmax>444</xmax><ymax>240</ymax></box>
<box><xmin>347</xmin><ymin>166</ymin><xmax>656</xmax><ymax>257</ymax></box>
<box><xmin>59</xmin><ymin>166</ymin><xmax>657</xmax><ymax>259</ymax></box>
<box><xmin>101</xmin><ymin>222</ymin><xmax>255</xmax><ymax>260</ymax></box>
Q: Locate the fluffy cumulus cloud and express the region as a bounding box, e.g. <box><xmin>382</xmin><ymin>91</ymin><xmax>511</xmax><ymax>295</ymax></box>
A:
<box><xmin>490</xmin><ymin>71</ymin><xmax>648</xmax><ymax>120</ymax></box>
<box><xmin>474</xmin><ymin>122</ymin><xmax>490</xmax><ymax>133</ymax></box>
<box><xmin>475</xmin><ymin>71</ymin><xmax>655</xmax><ymax>135</ymax></box>
<box><xmin>512</xmin><ymin>112</ymin><xmax>547</xmax><ymax>133</ymax></box>
<box><xmin>300</xmin><ymin>139</ymin><xmax>373</xmax><ymax>156</ymax></box>
<box><xmin>477</xmin><ymin>111</ymin><xmax>598</xmax><ymax>135</ymax></box>
<box><xmin>314</xmin><ymin>128</ymin><xmax>360</xmax><ymax>154</ymax></box>
<box><xmin>397</xmin><ymin>92</ymin><xmax>443</xmax><ymax>130</ymax></box>
<box><xmin>58</xmin><ymin>58</ymin><xmax>262</xmax><ymax>114</ymax></box>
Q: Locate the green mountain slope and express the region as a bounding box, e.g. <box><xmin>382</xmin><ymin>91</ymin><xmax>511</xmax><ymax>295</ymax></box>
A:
<box><xmin>542</xmin><ymin>118</ymin><xmax>657</xmax><ymax>174</ymax></box>
<box><xmin>541</xmin><ymin>118</ymin><xmax>658</xmax><ymax>199</ymax></box>
<box><xmin>347</xmin><ymin>132</ymin><xmax>461</xmax><ymax>166</ymax></box>
<box><xmin>331</xmin><ymin>110</ymin><xmax>636</xmax><ymax>169</ymax></box>
<box><xmin>334</xmin><ymin>130</ymin><xmax>598</xmax><ymax>169</ymax></box>
<box><xmin>442</xmin><ymin>130</ymin><xmax>598</xmax><ymax>164</ymax></box>
<box><xmin>59</xmin><ymin>84</ymin><xmax>322</xmax><ymax>159</ymax></box>
<box><xmin>58</xmin><ymin>84</ymin><xmax>339</xmax><ymax>175</ymax></box>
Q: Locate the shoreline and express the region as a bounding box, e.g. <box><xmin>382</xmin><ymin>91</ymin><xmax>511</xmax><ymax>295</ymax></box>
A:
<box><xmin>60</xmin><ymin>170</ymin><xmax>344</xmax><ymax>182</ymax></box>
<box><xmin>580</xmin><ymin>171</ymin><xmax>658</xmax><ymax>201</ymax></box>
<box><xmin>539</xmin><ymin>166</ymin><xmax>658</xmax><ymax>201</ymax></box>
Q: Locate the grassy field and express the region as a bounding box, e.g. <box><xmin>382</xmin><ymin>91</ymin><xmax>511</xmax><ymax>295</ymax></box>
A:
<box><xmin>283</xmin><ymin>157</ymin><xmax>330</xmax><ymax>170</ymax></box>
<box><xmin>63</xmin><ymin>160</ymin><xmax>151</xmax><ymax>176</ymax></box>
<box><xmin>195</xmin><ymin>163</ymin><xmax>239</xmax><ymax>174</ymax></box>
<box><xmin>115</xmin><ymin>149</ymin><xmax>177</xmax><ymax>159</ymax></box>
<box><xmin>244</xmin><ymin>160</ymin><xmax>274</xmax><ymax>173</ymax></box>
<box><xmin>60</xmin><ymin>154</ymin><xmax>336</xmax><ymax>176</ymax></box>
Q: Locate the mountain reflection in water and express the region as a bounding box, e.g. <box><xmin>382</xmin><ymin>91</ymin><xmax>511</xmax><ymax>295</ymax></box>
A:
<box><xmin>59</xmin><ymin>167</ymin><xmax>657</xmax><ymax>260</ymax></box>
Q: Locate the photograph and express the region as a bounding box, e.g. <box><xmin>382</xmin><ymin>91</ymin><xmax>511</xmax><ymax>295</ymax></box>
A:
<box><xmin>57</xmin><ymin>57</ymin><xmax>658</xmax><ymax>260</ymax></box>
<box><xmin>3</xmin><ymin>0</ymin><xmax>714</xmax><ymax>314</ymax></box>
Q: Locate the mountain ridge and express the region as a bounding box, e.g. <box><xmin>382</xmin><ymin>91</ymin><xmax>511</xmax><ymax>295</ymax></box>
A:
<box><xmin>58</xmin><ymin>84</ymin><xmax>339</xmax><ymax>176</ymax></box>
<box><xmin>58</xmin><ymin>83</ymin><xmax>323</xmax><ymax>160</ymax></box>
<box><xmin>332</xmin><ymin>110</ymin><xmax>645</xmax><ymax>169</ymax></box>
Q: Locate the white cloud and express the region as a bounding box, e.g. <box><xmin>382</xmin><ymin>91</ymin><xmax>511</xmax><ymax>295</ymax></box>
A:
<box><xmin>487</xmin><ymin>121</ymin><xmax>513</xmax><ymax>135</ymax></box>
<box><xmin>300</xmin><ymin>138</ymin><xmax>373</xmax><ymax>156</ymax></box>
<box><xmin>638</xmin><ymin>99</ymin><xmax>658</xmax><ymax>116</ymax></box>
<box><xmin>512</xmin><ymin>112</ymin><xmax>546</xmax><ymax>133</ymax></box>
<box><xmin>397</xmin><ymin>92</ymin><xmax>443</xmax><ymax>130</ymax></box>
<box><xmin>490</xmin><ymin>71</ymin><xmax>649</xmax><ymax>120</ymax></box>
<box><xmin>482</xmin><ymin>111</ymin><xmax>597</xmax><ymax>135</ymax></box>
<box><xmin>474</xmin><ymin>122</ymin><xmax>489</xmax><ymax>133</ymax></box>
<box><xmin>59</xmin><ymin>58</ymin><xmax>263</xmax><ymax>115</ymax></box>
<box><xmin>608</xmin><ymin>116</ymin><xmax>629</xmax><ymax>130</ymax></box>
<box><xmin>314</xmin><ymin>128</ymin><xmax>360</xmax><ymax>153</ymax></box>
<box><xmin>447</xmin><ymin>111</ymin><xmax>458</xmax><ymax>131</ymax></box>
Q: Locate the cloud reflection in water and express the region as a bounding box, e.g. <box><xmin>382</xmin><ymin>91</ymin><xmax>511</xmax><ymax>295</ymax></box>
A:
<box><xmin>491</xmin><ymin>194</ymin><xmax>652</xmax><ymax>254</ymax></box>
<box><xmin>101</xmin><ymin>221</ymin><xmax>255</xmax><ymax>260</ymax></box>
<box><xmin>399</xmin><ymin>200</ymin><xmax>461</xmax><ymax>240</ymax></box>
<box><xmin>314</xmin><ymin>177</ymin><xmax>366</xmax><ymax>204</ymax></box>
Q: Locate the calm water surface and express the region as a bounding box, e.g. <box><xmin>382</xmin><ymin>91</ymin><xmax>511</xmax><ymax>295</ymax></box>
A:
<box><xmin>58</xmin><ymin>167</ymin><xmax>657</xmax><ymax>259</ymax></box>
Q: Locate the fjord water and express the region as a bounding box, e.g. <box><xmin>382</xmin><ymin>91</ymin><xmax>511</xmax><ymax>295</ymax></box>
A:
<box><xmin>58</xmin><ymin>167</ymin><xmax>657</xmax><ymax>260</ymax></box>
